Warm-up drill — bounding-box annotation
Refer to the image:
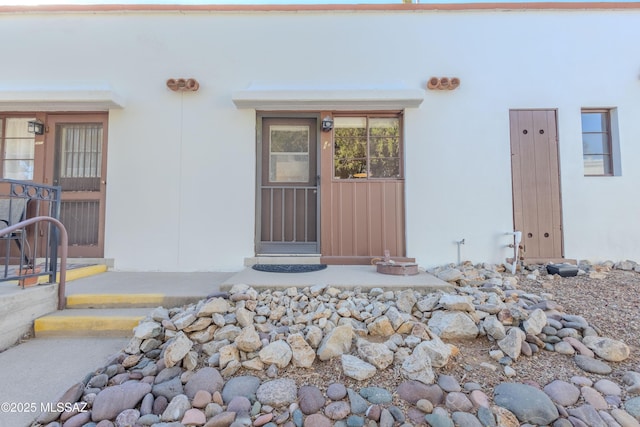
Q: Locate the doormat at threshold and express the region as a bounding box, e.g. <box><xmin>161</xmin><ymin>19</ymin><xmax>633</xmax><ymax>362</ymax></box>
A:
<box><xmin>252</xmin><ymin>264</ymin><xmax>328</xmax><ymax>273</ymax></box>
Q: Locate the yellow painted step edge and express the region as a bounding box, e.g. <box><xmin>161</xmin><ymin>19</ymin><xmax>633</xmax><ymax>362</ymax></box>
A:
<box><xmin>67</xmin><ymin>293</ymin><xmax>165</xmax><ymax>307</ymax></box>
<box><xmin>34</xmin><ymin>315</ymin><xmax>145</xmax><ymax>333</ymax></box>
<box><xmin>33</xmin><ymin>264</ymin><xmax>109</xmax><ymax>285</ymax></box>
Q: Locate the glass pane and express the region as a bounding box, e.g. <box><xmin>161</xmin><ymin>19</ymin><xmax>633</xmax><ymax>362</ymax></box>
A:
<box><xmin>270</xmin><ymin>125</ymin><xmax>309</xmax><ymax>153</ymax></box>
<box><xmin>334</xmin><ymin>138</ymin><xmax>366</xmax><ymax>159</ymax></box>
<box><xmin>581</xmin><ymin>112</ymin><xmax>608</xmax><ymax>133</ymax></box>
<box><xmin>584</xmin><ymin>154</ymin><xmax>612</xmax><ymax>176</ymax></box>
<box><xmin>334</xmin><ymin>117</ymin><xmax>367</xmax><ymax>130</ymax></box>
<box><xmin>269</xmin><ymin>125</ymin><xmax>309</xmax><ymax>183</ymax></box>
<box><xmin>334</xmin><ymin>117</ymin><xmax>367</xmax><ymax>180</ymax></box>
<box><xmin>269</xmin><ymin>154</ymin><xmax>309</xmax><ymax>182</ymax></box>
<box><xmin>60</xmin><ymin>124</ymin><xmax>103</xmax><ymax>178</ymax></box>
<box><xmin>582</xmin><ymin>133</ymin><xmax>610</xmax><ymax>155</ymax></box>
<box><xmin>370</xmin><ymin>158</ymin><xmax>400</xmax><ymax>178</ymax></box>
<box><xmin>3</xmin><ymin>159</ymin><xmax>34</xmax><ymax>180</ymax></box>
<box><xmin>5</xmin><ymin>118</ymin><xmax>35</xmax><ymax>138</ymax></box>
<box><xmin>5</xmin><ymin>139</ymin><xmax>35</xmax><ymax>159</ymax></box>
<box><xmin>334</xmin><ymin>158</ymin><xmax>366</xmax><ymax>179</ymax></box>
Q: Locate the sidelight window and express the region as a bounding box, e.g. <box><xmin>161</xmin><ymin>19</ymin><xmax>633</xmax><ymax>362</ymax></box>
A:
<box><xmin>0</xmin><ymin>117</ymin><xmax>36</xmax><ymax>180</ymax></box>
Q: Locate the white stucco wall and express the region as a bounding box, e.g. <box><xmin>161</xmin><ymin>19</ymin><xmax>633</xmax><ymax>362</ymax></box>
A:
<box><xmin>1</xmin><ymin>6</ymin><xmax>639</xmax><ymax>270</ymax></box>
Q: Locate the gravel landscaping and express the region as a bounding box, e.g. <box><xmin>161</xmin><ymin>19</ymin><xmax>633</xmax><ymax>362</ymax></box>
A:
<box><xmin>31</xmin><ymin>260</ymin><xmax>640</xmax><ymax>427</ymax></box>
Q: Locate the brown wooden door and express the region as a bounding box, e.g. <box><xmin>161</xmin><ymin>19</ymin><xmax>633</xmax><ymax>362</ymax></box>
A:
<box><xmin>510</xmin><ymin>109</ymin><xmax>562</xmax><ymax>261</ymax></box>
<box><xmin>258</xmin><ymin>118</ymin><xmax>319</xmax><ymax>254</ymax></box>
<box><xmin>46</xmin><ymin>114</ymin><xmax>108</xmax><ymax>258</ymax></box>
<box><xmin>320</xmin><ymin>114</ymin><xmax>406</xmax><ymax>262</ymax></box>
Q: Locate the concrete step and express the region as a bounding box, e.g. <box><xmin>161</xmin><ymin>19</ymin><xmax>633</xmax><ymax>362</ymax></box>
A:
<box><xmin>66</xmin><ymin>293</ymin><xmax>207</xmax><ymax>309</ymax></box>
<box><xmin>34</xmin><ymin>307</ymin><xmax>150</xmax><ymax>338</ymax></box>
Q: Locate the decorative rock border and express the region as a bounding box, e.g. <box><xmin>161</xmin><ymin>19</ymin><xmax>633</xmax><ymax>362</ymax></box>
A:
<box><xmin>32</xmin><ymin>261</ymin><xmax>640</xmax><ymax>427</ymax></box>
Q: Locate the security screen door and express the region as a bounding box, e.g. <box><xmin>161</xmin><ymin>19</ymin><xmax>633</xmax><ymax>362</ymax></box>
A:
<box><xmin>48</xmin><ymin>114</ymin><xmax>108</xmax><ymax>258</ymax></box>
<box><xmin>258</xmin><ymin>118</ymin><xmax>318</xmax><ymax>254</ymax></box>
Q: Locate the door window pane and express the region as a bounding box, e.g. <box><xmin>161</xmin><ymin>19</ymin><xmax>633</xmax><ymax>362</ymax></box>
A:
<box><xmin>269</xmin><ymin>125</ymin><xmax>309</xmax><ymax>183</ymax></box>
<box><xmin>60</xmin><ymin>124</ymin><xmax>103</xmax><ymax>178</ymax></box>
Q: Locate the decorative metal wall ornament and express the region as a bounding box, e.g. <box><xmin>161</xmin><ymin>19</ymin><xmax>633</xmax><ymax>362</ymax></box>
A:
<box><xmin>166</xmin><ymin>78</ymin><xmax>200</xmax><ymax>92</ymax></box>
<box><xmin>427</xmin><ymin>77</ymin><xmax>460</xmax><ymax>90</ymax></box>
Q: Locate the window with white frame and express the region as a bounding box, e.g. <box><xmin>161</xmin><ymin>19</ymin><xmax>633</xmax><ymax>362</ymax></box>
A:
<box><xmin>0</xmin><ymin>117</ymin><xmax>36</xmax><ymax>180</ymax></box>
<box><xmin>581</xmin><ymin>109</ymin><xmax>615</xmax><ymax>176</ymax></box>
<box><xmin>333</xmin><ymin>114</ymin><xmax>402</xmax><ymax>180</ymax></box>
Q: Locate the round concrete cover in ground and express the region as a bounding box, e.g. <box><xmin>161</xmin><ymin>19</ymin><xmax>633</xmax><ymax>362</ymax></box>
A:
<box><xmin>252</xmin><ymin>264</ymin><xmax>327</xmax><ymax>273</ymax></box>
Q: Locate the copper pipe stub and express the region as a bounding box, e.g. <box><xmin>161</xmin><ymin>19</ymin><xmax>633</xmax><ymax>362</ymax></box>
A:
<box><xmin>166</xmin><ymin>78</ymin><xmax>200</xmax><ymax>92</ymax></box>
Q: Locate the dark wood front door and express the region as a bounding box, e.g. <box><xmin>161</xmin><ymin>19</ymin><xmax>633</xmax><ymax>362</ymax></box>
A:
<box><xmin>46</xmin><ymin>114</ymin><xmax>108</xmax><ymax>258</ymax></box>
<box><xmin>510</xmin><ymin>109</ymin><xmax>563</xmax><ymax>261</ymax></box>
<box><xmin>258</xmin><ymin>117</ymin><xmax>319</xmax><ymax>254</ymax></box>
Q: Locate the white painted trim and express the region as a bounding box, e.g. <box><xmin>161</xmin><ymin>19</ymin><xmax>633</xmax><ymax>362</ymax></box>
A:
<box><xmin>0</xmin><ymin>85</ymin><xmax>125</xmax><ymax>112</ymax></box>
<box><xmin>232</xmin><ymin>82</ymin><xmax>424</xmax><ymax>110</ymax></box>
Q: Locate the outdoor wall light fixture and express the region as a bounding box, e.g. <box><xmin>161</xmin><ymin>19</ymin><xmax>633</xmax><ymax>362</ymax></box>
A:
<box><xmin>322</xmin><ymin>116</ymin><xmax>334</xmax><ymax>132</ymax></box>
<box><xmin>27</xmin><ymin>120</ymin><xmax>45</xmax><ymax>135</ymax></box>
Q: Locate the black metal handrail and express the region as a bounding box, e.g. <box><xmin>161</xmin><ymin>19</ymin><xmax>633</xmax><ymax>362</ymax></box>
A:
<box><xmin>0</xmin><ymin>180</ymin><xmax>67</xmax><ymax>308</ymax></box>
<box><xmin>0</xmin><ymin>216</ymin><xmax>68</xmax><ymax>309</ymax></box>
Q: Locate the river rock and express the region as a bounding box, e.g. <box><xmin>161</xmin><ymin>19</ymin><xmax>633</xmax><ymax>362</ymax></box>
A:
<box><xmin>567</xmin><ymin>404</ymin><xmax>607</xmax><ymax>427</ymax></box>
<box><xmin>396</xmin><ymin>381</ymin><xmax>443</xmax><ymax>405</ymax></box>
<box><xmin>184</xmin><ymin>367</ymin><xmax>224</xmax><ymax>399</ymax></box>
<box><xmin>256</xmin><ymin>379</ymin><xmax>297</xmax><ymax>407</ymax></box>
<box><xmin>152</xmin><ymin>377</ymin><xmax>184</xmax><ymax>401</ymax></box>
<box><xmin>543</xmin><ymin>380</ymin><xmax>580</xmax><ymax>406</ymax></box>
<box><xmin>222</xmin><ymin>376</ymin><xmax>261</xmax><ymax>404</ymax></box>
<box><xmin>92</xmin><ymin>382</ymin><xmax>152</xmax><ymax>422</ymax></box>
<box><xmin>298</xmin><ymin>385</ymin><xmax>325</xmax><ymax>415</ymax></box>
<box><xmin>574</xmin><ymin>355</ymin><xmax>612</xmax><ymax>375</ymax></box>
<box><xmin>582</xmin><ymin>336</ymin><xmax>630</xmax><ymax>362</ymax></box>
<box><xmin>494</xmin><ymin>382</ymin><xmax>559</xmax><ymax>425</ymax></box>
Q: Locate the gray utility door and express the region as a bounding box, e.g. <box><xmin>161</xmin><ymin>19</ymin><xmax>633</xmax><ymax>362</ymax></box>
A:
<box><xmin>258</xmin><ymin>117</ymin><xmax>319</xmax><ymax>254</ymax></box>
<box><xmin>509</xmin><ymin>109</ymin><xmax>563</xmax><ymax>261</ymax></box>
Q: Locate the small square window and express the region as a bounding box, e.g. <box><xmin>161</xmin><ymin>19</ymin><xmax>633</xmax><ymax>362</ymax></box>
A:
<box><xmin>581</xmin><ymin>110</ymin><xmax>614</xmax><ymax>176</ymax></box>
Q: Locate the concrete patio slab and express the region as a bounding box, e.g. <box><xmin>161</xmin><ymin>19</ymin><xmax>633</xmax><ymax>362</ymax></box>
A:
<box><xmin>221</xmin><ymin>265</ymin><xmax>454</xmax><ymax>293</ymax></box>
<box><xmin>0</xmin><ymin>337</ymin><xmax>128</xmax><ymax>427</ymax></box>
